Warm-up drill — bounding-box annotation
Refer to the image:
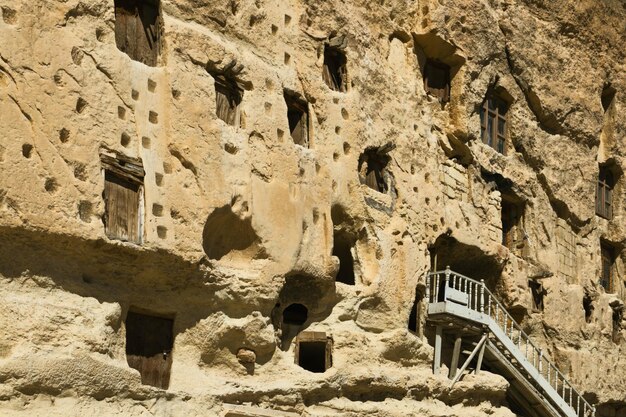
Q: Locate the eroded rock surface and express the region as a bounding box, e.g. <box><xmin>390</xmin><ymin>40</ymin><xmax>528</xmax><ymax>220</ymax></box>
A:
<box><xmin>0</xmin><ymin>0</ymin><xmax>625</xmax><ymax>415</ymax></box>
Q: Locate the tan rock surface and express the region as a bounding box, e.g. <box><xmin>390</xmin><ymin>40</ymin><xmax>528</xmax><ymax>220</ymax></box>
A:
<box><xmin>0</xmin><ymin>0</ymin><xmax>625</xmax><ymax>416</ymax></box>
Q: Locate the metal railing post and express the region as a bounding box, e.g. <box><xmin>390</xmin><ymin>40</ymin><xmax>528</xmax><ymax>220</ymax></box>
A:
<box><xmin>444</xmin><ymin>266</ymin><xmax>451</xmax><ymax>302</ymax></box>
<box><xmin>425</xmin><ymin>273</ymin><xmax>431</xmax><ymax>303</ymax></box>
<box><xmin>538</xmin><ymin>349</ymin><xmax>543</xmax><ymax>376</ymax></box>
<box><xmin>479</xmin><ymin>279</ymin><xmax>485</xmax><ymax>313</ymax></box>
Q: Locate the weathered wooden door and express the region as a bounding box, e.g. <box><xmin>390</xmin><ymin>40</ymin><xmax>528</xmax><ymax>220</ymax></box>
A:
<box><xmin>104</xmin><ymin>171</ymin><xmax>141</xmax><ymax>243</ymax></box>
<box><xmin>125</xmin><ymin>311</ymin><xmax>174</xmax><ymax>389</ymax></box>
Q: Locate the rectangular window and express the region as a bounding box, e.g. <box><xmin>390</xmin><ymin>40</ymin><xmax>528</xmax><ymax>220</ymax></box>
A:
<box><xmin>423</xmin><ymin>60</ymin><xmax>450</xmax><ymax>103</ymax></box>
<box><xmin>101</xmin><ymin>153</ymin><xmax>144</xmax><ymax>244</ymax></box>
<box><xmin>295</xmin><ymin>331</ymin><xmax>332</xmax><ymax>373</ymax></box>
<box><xmin>600</xmin><ymin>242</ymin><xmax>616</xmax><ymax>293</ymax></box>
<box><xmin>358</xmin><ymin>147</ymin><xmax>392</xmax><ymax>193</ymax></box>
<box><xmin>114</xmin><ymin>0</ymin><xmax>161</xmax><ymax>66</ymax></box>
<box><xmin>596</xmin><ymin>166</ymin><xmax>614</xmax><ymax>219</ymax></box>
<box><xmin>501</xmin><ymin>198</ymin><xmax>525</xmax><ymax>253</ymax></box>
<box><xmin>322</xmin><ymin>44</ymin><xmax>348</xmax><ymax>92</ymax></box>
<box><xmin>125</xmin><ymin>311</ymin><xmax>174</xmax><ymax>389</ymax></box>
<box><xmin>284</xmin><ymin>93</ymin><xmax>309</xmax><ymax>147</ymax></box>
<box><xmin>480</xmin><ymin>96</ymin><xmax>508</xmax><ymax>154</ymax></box>
<box><xmin>214</xmin><ymin>76</ymin><xmax>243</xmax><ymax>126</ymax></box>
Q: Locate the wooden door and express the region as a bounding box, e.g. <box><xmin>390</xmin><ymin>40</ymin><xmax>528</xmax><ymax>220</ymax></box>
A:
<box><xmin>126</xmin><ymin>311</ymin><xmax>174</xmax><ymax>389</ymax></box>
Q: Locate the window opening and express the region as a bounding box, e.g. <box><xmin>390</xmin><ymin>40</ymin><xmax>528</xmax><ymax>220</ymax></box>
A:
<box><xmin>480</xmin><ymin>95</ymin><xmax>508</xmax><ymax>154</ymax></box>
<box><xmin>332</xmin><ymin>231</ymin><xmax>355</xmax><ymax>285</ymax></box>
<box><xmin>323</xmin><ymin>44</ymin><xmax>347</xmax><ymax>92</ymax></box>
<box><xmin>284</xmin><ymin>92</ymin><xmax>309</xmax><ymax>147</ymax></box>
<box><xmin>114</xmin><ymin>0</ymin><xmax>161</xmax><ymax>66</ymax></box>
<box><xmin>501</xmin><ymin>198</ymin><xmax>525</xmax><ymax>254</ymax></box>
<box><xmin>408</xmin><ymin>289</ymin><xmax>424</xmax><ymax>336</ymax></box>
<box><xmin>600</xmin><ymin>242</ymin><xmax>616</xmax><ymax>293</ymax></box>
<box><xmin>214</xmin><ymin>75</ymin><xmax>243</xmax><ymax>126</ymax></box>
<box><xmin>596</xmin><ymin>166</ymin><xmax>615</xmax><ymax>219</ymax></box>
<box><xmin>583</xmin><ymin>294</ymin><xmax>593</xmax><ymax>323</ymax></box>
<box><xmin>529</xmin><ymin>280</ymin><xmax>544</xmax><ymax>312</ymax></box>
<box><xmin>125</xmin><ymin>310</ymin><xmax>174</xmax><ymax>389</ymax></box>
<box><xmin>601</xmin><ymin>84</ymin><xmax>616</xmax><ymax>112</ymax></box>
<box><xmin>101</xmin><ymin>153</ymin><xmax>144</xmax><ymax>244</ymax></box>
<box><xmin>423</xmin><ymin>60</ymin><xmax>450</xmax><ymax>103</ymax></box>
<box><xmin>358</xmin><ymin>146</ymin><xmax>392</xmax><ymax>193</ymax></box>
<box><xmin>612</xmin><ymin>305</ymin><xmax>623</xmax><ymax>343</ymax></box>
<box><xmin>282</xmin><ymin>303</ymin><xmax>308</xmax><ymax>326</ymax></box>
<box><xmin>295</xmin><ymin>331</ymin><xmax>332</xmax><ymax>373</ymax></box>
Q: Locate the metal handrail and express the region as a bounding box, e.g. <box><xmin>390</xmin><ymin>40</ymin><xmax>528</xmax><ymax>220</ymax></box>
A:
<box><xmin>426</xmin><ymin>267</ymin><xmax>595</xmax><ymax>417</ymax></box>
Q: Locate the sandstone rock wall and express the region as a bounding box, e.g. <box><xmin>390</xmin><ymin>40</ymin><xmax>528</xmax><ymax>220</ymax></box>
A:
<box><xmin>0</xmin><ymin>0</ymin><xmax>625</xmax><ymax>416</ymax></box>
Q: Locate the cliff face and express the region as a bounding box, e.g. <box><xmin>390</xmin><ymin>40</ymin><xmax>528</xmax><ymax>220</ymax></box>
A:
<box><xmin>0</xmin><ymin>0</ymin><xmax>625</xmax><ymax>416</ymax></box>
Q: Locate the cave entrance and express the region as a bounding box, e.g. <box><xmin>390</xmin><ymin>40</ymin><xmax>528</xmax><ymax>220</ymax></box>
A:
<box><xmin>429</xmin><ymin>234</ymin><xmax>503</xmax><ymax>288</ymax></box>
<box><xmin>332</xmin><ymin>230</ymin><xmax>355</xmax><ymax>285</ymax></box>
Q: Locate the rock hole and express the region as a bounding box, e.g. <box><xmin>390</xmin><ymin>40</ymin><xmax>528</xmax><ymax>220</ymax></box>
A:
<box><xmin>224</xmin><ymin>143</ymin><xmax>238</xmax><ymax>154</ymax></box>
<box><xmin>271</xmin><ymin>24</ymin><xmax>278</xmax><ymax>35</ymax></box>
<box><xmin>342</xmin><ymin>143</ymin><xmax>350</xmax><ymax>155</ymax></box>
<box><xmin>71</xmin><ymin>47</ymin><xmax>84</xmax><ymax>65</ymax></box>
<box><xmin>44</xmin><ymin>178</ymin><xmax>58</xmax><ymax>193</ymax></box>
<box><xmin>333</xmin><ymin>152</ymin><xmax>339</xmax><ymax>161</ymax></box>
<box><xmin>78</xmin><ymin>200</ymin><xmax>93</xmax><ymax>222</ymax></box>
<box><xmin>148</xmin><ymin>79</ymin><xmax>157</xmax><ymax>92</ymax></box>
<box><xmin>118</xmin><ymin>106</ymin><xmax>126</xmax><ymax>119</ymax></box>
<box><xmin>172</xmin><ymin>89</ymin><xmax>181</xmax><ymax>100</ymax></box>
<box><xmin>76</xmin><ymin>97</ymin><xmax>88</xmax><ymax>113</ymax></box>
<box><xmin>132</xmin><ymin>89</ymin><xmax>139</xmax><ymax>100</ymax></box>
<box><xmin>284</xmin><ymin>14</ymin><xmax>291</xmax><ymax>25</ymax></box>
<box><xmin>284</xmin><ymin>52</ymin><xmax>291</xmax><ymax>65</ymax></box>
<box><xmin>156</xmin><ymin>226</ymin><xmax>167</xmax><ymax>239</ymax></box>
<box><xmin>152</xmin><ymin>203</ymin><xmax>164</xmax><ymax>217</ymax></box>
<box><xmin>142</xmin><ymin>136</ymin><xmax>151</xmax><ymax>149</ymax></box>
<box><xmin>264</xmin><ymin>102</ymin><xmax>272</xmax><ymax>114</ymax></box>
<box><xmin>335</xmin><ymin>126</ymin><xmax>341</xmax><ymax>134</ymax></box>
<box><xmin>155</xmin><ymin>172</ymin><xmax>164</xmax><ymax>186</ymax></box>
<box><xmin>95</xmin><ymin>27</ymin><xmax>105</xmax><ymax>42</ymax></box>
<box><xmin>283</xmin><ymin>303</ymin><xmax>307</xmax><ymax>326</ymax></box>
<box><xmin>341</xmin><ymin>108</ymin><xmax>349</xmax><ymax>120</ymax></box>
<box><xmin>22</xmin><ymin>144</ymin><xmax>33</xmax><ymax>158</ymax></box>
<box><xmin>1</xmin><ymin>7</ymin><xmax>17</xmax><ymax>24</ymax></box>
<box><xmin>601</xmin><ymin>84</ymin><xmax>616</xmax><ymax>112</ymax></box>
<box><xmin>149</xmin><ymin>111</ymin><xmax>158</xmax><ymax>124</ymax></box>
<box><xmin>163</xmin><ymin>162</ymin><xmax>172</xmax><ymax>174</ymax></box>
<box><xmin>121</xmin><ymin>132</ymin><xmax>131</xmax><ymax>147</ymax></box>
<box><xmin>315</xmin><ymin>162</ymin><xmax>321</xmax><ymax>173</ymax></box>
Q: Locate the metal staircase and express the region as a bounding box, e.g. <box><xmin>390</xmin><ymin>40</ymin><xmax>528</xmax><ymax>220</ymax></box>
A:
<box><xmin>425</xmin><ymin>268</ymin><xmax>595</xmax><ymax>417</ymax></box>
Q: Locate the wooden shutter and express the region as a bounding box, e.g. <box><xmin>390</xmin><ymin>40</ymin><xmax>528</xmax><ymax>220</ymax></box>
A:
<box><xmin>114</xmin><ymin>0</ymin><xmax>160</xmax><ymax>66</ymax></box>
<box><xmin>101</xmin><ymin>153</ymin><xmax>144</xmax><ymax>244</ymax></box>
<box><xmin>104</xmin><ymin>172</ymin><xmax>141</xmax><ymax>243</ymax></box>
